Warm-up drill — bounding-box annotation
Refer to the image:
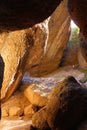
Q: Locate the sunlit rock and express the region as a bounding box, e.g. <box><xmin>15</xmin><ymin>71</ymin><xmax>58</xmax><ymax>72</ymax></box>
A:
<box><xmin>9</xmin><ymin>106</ymin><xmax>23</xmax><ymax>116</ymax></box>
<box><xmin>0</xmin><ymin>0</ymin><xmax>70</xmax><ymax>102</ymax></box>
<box><xmin>1</xmin><ymin>91</ymin><xmax>30</xmax><ymax>117</ymax></box>
<box><xmin>24</xmin><ymin>105</ymin><xmax>34</xmax><ymax>116</ymax></box>
<box><xmin>0</xmin><ymin>29</ymin><xmax>33</xmax><ymax>102</ymax></box>
<box><xmin>28</xmin><ymin>0</ymin><xmax>70</xmax><ymax>76</ymax></box>
<box><xmin>2</xmin><ymin>108</ymin><xmax>9</xmax><ymax>117</ymax></box>
<box><xmin>24</xmin><ymin>84</ymin><xmax>48</xmax><ymax>107</ymax></box>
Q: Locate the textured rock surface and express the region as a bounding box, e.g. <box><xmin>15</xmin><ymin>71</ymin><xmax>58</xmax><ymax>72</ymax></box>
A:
<box><xmin>32</xmin><ymin>107</ymin><xmax>50</xmax><ymax>130</ymax></box>
<box><xmin>24</xmin><ymin>105</ymin><xmax>34</xmax><ymax>116</ymax></box>
<box><xmin>0</xmin><ymin>0</ymin><xmax>62</xmax><ymax>30</ymax></box>
<box><xmin>31</xmin><ymin>76</ymin><xmax>87</xmax><ymax>130</ymax></box>
<box><xmin>9</xmin><ymin>106</ymin><xmax>23</xmax><ymax>116</ymax></box>
<box><xmin>1</xmin><ymin>90</ymin><xmax>30</xmax><ymax>117</ymax></box>
<box><xmin>0</xmin><ymin>0</ymin><xmax>70</xmax><ymax>102</ymax></box>
<box><xmin>0</xmin><ymin>30</ymin><xmax>33</xmax><ymax>102</ymax></box>
<box><xmin>1</xmin><ymin>68</ymin><xmax>87</xmax><ymax>129</ymax></box>
<box><xmin>24</xmin><ymin>84</ymin><xmax>48</xmax><ymax>107</ymax></box>
<box><xmin>68</xmin><ymin>0</ymin><xmax>87</xmax><ymax>40</ymax></box>
<box><xmin>46</xmin><ymin>76</ymin><xmax>87</xmax><ymax>130</ymax></box>
<box><xmin>28</xmin><ymin>0</ymin><xmax>70</xmax><ymax>76</ymax></box>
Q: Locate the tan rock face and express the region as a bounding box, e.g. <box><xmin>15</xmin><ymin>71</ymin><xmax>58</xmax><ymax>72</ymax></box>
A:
<box><xmin>27</xmin><ymin>0</ymin><xmax>70</xmax><ymax>76</ymax></box>
<box><xmin>24</xmin><ymin>105</ymin><xmax>34</xmax><ymax>116</ymax></box>
<box><xmin>0</xmin><ymin>0</ymin><xmax>70</xmax><ymax>102</ymax></box>
<box><xmin>1</xmin><ymin>30</ymin><xmax>33</xmax><ymax>102</ymax></box>
<box><xmin>9</xmin><ymin>106</ymin><xmax>23</xmax><ymax>116</ymax></box>
<box><xmin>1</xmin><ymin>91</ymin><xmax>30</xmax><ymax>117</ymax></box>
<box><xmin>24</xmin><ymin>84</ymin><xmax>48</xmax><ymax>107</ymax></box>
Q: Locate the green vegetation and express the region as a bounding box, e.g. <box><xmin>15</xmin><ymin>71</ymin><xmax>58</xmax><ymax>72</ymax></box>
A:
<box><xmin>69</xmin><ymin>27</ymin><xmax>79</xmax><ymax>44</ymax></box>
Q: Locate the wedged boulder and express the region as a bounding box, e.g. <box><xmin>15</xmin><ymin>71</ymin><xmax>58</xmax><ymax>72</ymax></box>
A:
<box><xmin>68</xmin><ymin>0</ymin><xmax>87</xmax><ymax>40</ymax></box>
<box><xmin>0</xmin><ymin>29</ymin><xmax>33</xmax><ymax>102</ymax></box>
<box><xmin>32</xmin><ymin>76</ymin><xmax>87</xmax><ymax>130</ymax></box>
<box><xmin>27</xmin><ymin>0</ymin><xmax>70</xmax><ymax>76</ymax></box>
<box><xmin>0</xmin><ymin>0</ymin><xmax>62</xmax><ymax>30</ymax></box>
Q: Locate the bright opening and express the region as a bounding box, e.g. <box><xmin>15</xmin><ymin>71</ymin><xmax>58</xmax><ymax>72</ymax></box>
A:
<box><xmin>69</xmin><ymin>20</ymin><xmax>80</xmax><ymax>44</ymax></box>
<box><xmin>71</xmin><ymin>20</ymin><xmax>78</xmax><ymax>29</ymax></box>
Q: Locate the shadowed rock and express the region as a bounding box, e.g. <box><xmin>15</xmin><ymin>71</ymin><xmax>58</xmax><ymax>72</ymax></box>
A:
<box><xmin>46</xmin><ymin>76</ymin><xmax>87</xmax><ymax>130</ymax></box>
<box><xmin>78</xmin><ymin>33</ymin><xmax>87</xmax><ymax>69</ymax></box>
<box><xmin>68</xmin><ymin>0</ymin><xmax>87</xmax><ymax>40</ymax></box>
<box><xmin>32</xmin><ymin>107</ymin><xmax>50</xmax><ymax>130</ymax></box>
<box><xmin>0</xmin><ymin>0</ymin><xmax>62</xmax><ymax>30</ymax></box>
<box><xmin>32</xmin><ymin>76</ymin><xmax>87</xmax><ymax>130</ymax></box>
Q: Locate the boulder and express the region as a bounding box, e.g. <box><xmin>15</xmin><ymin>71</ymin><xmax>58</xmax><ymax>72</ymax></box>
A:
<box><xmin>2</xmin><ymin>107</ymin><xmax>9</xmax><ymax>117</ymax></box>
<box><xmin>32</xmin><ymin>107</ymin><xmax>50</xmax><ymax>130</ymax></box>
<box><xmin>1</xmin><ymin>90</ymin><xmax>30</xmax><ymax>117</ymax></box>
<box><xmin>46</xmin><ymin>76</ymin><xmax>87</xmax><ymax>130</ymax></box>
<box><xmin>28</xmin><ymin>0</ymin><xmax>70</xmax><ymax>76</ymax></box>
<box><xmin>0</xmin><ymin>0</ymin><xmax>62</xmax><ymax>30</ymax></box>
<box><xmin>9</xmin><ymin>106</ymin><xmax>23</xmax><ymax>116</ymax></box>
<box><xmin>68</xmin><ymin>0</ymin><xmax>87</xmax><ymax>40</ymax></box>
<box><xmin>1</xmin><ymin>29</ymin><xmax>33</xmax><ymax>102</ymax></box>
<box><xmin>24</xmin><ymin>105</ymin><xmax>34</xmax><ymax>116</ymax></box>
<box><xmin>31</xmin><ymin>76</ymin><xmax>87</xmax><ymax>130</ymax></box>
<box><xmin>0</xmin><ymin>0</ymin><xmax>70</xmax><ymax>102</ymax></box>
<box><xmin>24</xmin><ymin>84</ymin><xmax>48</xmax><ymax>107</ymax></box>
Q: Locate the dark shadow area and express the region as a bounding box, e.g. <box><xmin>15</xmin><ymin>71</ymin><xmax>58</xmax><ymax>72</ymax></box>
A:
<box><xmin>0</xmin><ymin>0</ymin><xmax>62</xmax><ymax>31</ymax></box>
<box><xmin>0</xmin><ymin>55</ymin><xmax>4</xmax><ymax>119</ymax></box>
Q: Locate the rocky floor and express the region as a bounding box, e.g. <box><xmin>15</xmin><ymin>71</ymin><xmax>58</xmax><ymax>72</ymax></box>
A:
<box><xmin>1</xmin><ymin>66</ymin><xmax>87</xmax><ymax>130</ymax></box>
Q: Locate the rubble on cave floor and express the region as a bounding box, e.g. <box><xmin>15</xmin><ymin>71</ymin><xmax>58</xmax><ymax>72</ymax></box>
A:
<box><xmin>1</xmin><ymin>66</ymin><xmax>87</xmax><ymax>130</ymax></box>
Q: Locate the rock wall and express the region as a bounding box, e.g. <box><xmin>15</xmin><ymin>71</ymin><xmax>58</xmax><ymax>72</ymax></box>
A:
<box><xmin>0</xmin><ymin>30</ymin><xmax>34</xmax><ymax>102</ymax></box>
<box><xmin>0</xmin><ymin>0</ymin><xmax>70</xmax><ymax>102</ymax></box>
<box><xmin>68</xmin><ymin>0</ymin><xmax>87</xmax><ymax>40</ymax></box>
<box><xmin>27</xmin><ymin>0</ymin><xmax>70</xmax><ymax>76</ymax></box>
